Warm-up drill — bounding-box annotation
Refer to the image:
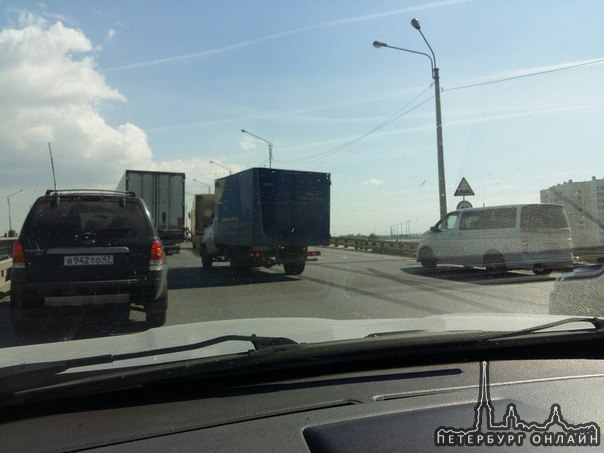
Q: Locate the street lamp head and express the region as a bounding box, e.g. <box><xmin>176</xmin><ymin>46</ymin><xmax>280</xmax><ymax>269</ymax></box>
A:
<box><xmin>372</xmin><ymin>40</ymin><xmax>387</xmax><ymax>48</ymax></box>
<box><xmin>411</xmin><ymin>18</ymin><xmax>421</xmax><ymax>30</ymax></box>
<box><xmin>241</xmin><ymin>129</ymin><xmax>246</xmax><ymax>133</ymax></box>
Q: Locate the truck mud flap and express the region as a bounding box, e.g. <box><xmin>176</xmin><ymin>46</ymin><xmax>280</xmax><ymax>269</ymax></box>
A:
<box><xmin>307</xmin><ymin>250</ymin><xmax>321</xmax><ymax>261</ymax></box>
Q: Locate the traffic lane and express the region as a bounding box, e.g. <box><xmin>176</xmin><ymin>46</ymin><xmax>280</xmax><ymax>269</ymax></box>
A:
<box><xmin>165</xmin><ymin>247</ymin><xmax>447</xmax><ymax>324</ymax></box>
<box><xmin>164</xmin><ymin>247</ymin><xmax>558</xmax><ymax>326</ymax></box>
<box><xmin>0</xmin><ymin>247</ymin><xmax>560</xmax><ymax>347</ymax></box>
<box><xmin>303</xmin><ymin>248</ymin><xmax>557</xmax><ymax>317</ymax></box>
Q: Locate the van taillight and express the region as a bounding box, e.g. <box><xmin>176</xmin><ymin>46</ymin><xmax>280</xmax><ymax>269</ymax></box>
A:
<box><xmin>150</xmin><ymin>240</ymin><xmax>164</xmax><ymax>268</ymax></box>
<box><xmin>12</xmin><ymin>242</ymin><xmax>25</xmax><ymax>269</ymax></box>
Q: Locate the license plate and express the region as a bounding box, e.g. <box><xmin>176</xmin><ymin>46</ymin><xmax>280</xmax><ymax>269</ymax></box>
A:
<box><xmin>64</xmin><ymin>255</ymin><xmax>114</xmax><ymax>266</ymax></box>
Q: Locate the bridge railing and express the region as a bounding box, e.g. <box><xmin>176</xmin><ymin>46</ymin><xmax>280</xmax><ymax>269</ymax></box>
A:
<box><xmin>330</xmin><ymin>236</ymin><xmax>419</xmax><ymax>257</ymax></box>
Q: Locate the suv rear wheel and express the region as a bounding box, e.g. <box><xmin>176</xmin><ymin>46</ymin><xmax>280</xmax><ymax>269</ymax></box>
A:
<box><xmin>145</xmin><ymin>294</ymin><xmax>168</xmax><ymax>327</ymax></box>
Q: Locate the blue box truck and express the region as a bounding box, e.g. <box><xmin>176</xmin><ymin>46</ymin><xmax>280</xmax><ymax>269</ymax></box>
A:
<box><xmin>201</xmin><ymin>168</ymin><xmax>330</xmax><ymax>275</ymax></box>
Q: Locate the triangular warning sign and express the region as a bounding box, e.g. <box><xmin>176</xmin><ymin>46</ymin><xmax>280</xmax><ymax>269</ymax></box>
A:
<box><xmin>454</xmin><ymin>177</ymin><xmax>475</xmax><ymax>196</ymax></box>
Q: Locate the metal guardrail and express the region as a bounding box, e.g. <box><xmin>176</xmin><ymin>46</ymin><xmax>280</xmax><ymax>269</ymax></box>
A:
<box><xmin>0</xmin><ymin>238</ymin><xmax>17</xmax><ymax>296</ymax></box>
<box><xmin>330</xmin><ymin>237</ymin><xmax>604</xmax><ymax>263</ymax></box>
<box><xmin>0</xmin><ymin>258</ymin><xmax>11</xmax><ymax>295</ymax></box>
<box><xmin>0</xmin><ymin>238</ymin><xmax>17</xmax><ymax>261</ymax></box>
<box><xmin>330</xmin><ymin>237</ymin><xmax>419</xmax><ymax>257</ymax></box>
<box><xmin>574</xmin><ymin>246</ymin><xmax>604</xmax><ymax>263</ymax></box>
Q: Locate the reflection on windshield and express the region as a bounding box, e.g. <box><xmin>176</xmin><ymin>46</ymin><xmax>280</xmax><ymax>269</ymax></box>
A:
<box><xmin>0</xmin><ymin>1</ymin><xmax>603</xmax><ymax>357</ymax></box>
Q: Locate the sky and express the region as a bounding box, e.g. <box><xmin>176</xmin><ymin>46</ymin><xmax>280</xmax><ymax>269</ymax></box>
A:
<box><xmin>1</xmin><ymin>0</ymin><xmax>603</xmax><ymax>236</ymax></box>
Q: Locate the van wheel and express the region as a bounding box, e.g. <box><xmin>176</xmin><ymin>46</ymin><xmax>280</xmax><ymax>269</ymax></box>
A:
<box><xmin>533</xmin><ymin>267</ymin><xmax>552</xmax><ymax>276</ymax></box>
<box><xmin>484</xmin><ymin>253</ymin><xmax>506</xmax><ymax>274</ymax></box>
<box><xmin>419</xmin><ymin>248</ymin><xmax>436</xmax><ymax>268</ymax></box>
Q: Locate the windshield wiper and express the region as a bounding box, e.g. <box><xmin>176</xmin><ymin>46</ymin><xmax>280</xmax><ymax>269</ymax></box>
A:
<box><xmin>0</xmin><ymin>334</ymin><xmax>299</xmax><ymax>384</ymax></box>
<box><xmin>363</xmin><ymin>317</ymin><xmax>604</xmax><ymax>344</ymax></box>
<box><xmin>482</xmin><ymin>317</ymin><xmax>604</xmax><ymax>341</ymax></box>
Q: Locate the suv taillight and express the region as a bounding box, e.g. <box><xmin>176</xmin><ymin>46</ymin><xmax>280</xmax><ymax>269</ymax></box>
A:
<box><xmin>150</xmin><ymin>240</ymin><xmax>164</xmax><ymax>269</ymax></box>
<box><xmin>12</xmin><ymin>242</ymin><xmax>25</xmax><ymax>269</ymax></box>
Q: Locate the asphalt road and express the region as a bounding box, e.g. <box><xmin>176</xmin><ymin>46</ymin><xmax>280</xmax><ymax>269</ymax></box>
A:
<box><xmin>0</xmin><ymin>244</ymin><xmax>560</xmax><ymax>348</ymax></box>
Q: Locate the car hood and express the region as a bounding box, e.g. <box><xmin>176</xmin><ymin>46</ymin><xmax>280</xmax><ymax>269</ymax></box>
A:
<box><xmin>0</xmin><ymin>313</ymin><xmax>578</xmax><ymax>371</ymax></box>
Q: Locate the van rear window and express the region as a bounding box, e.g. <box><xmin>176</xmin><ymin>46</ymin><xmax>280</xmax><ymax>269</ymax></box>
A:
<box><xmin>460</xmin><ymin>207</ymin><xmax>517</xmax><ymax>230</ymax></box>
<box><xmin>520</xmin><ymin>205</ymin><xmax>569</xmax><ymax>229</ymax></box>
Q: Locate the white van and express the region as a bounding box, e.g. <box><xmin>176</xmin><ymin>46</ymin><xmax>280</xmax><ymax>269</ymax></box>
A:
<box><xmin>416</xmin><ymin>204</ymin><xmax>573</xmax><ymax>275</ymax></box>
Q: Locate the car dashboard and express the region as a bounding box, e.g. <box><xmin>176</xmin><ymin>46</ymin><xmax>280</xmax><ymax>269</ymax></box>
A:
<box><xmin>1</xmin><ymin>358</ymin><xmax>603</xmax><ymax>452</ymax></box>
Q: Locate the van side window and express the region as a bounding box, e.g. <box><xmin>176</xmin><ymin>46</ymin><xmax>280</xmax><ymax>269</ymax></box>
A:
<box><xmin>460</xmin><ymin>207</ymin><xmax>517</xmax><ymax>230</ymax></box>
<box><xmin>435</xmin><ymin>213</ymin><xmax>459</xmax><ymax>231</ymax></box>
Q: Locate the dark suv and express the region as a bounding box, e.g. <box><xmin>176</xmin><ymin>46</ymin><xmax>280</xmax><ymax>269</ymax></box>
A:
<box><xmin>10</xmin><ymin>190</ymin><xmax>168</xmax><ymax>332</ymax></box>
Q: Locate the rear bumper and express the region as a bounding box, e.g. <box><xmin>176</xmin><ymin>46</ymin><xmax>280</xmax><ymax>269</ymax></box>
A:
<box><xmin>10</xmin><ymin>269</ymin><xmax>167</xmax><ymax>310</ymax></box>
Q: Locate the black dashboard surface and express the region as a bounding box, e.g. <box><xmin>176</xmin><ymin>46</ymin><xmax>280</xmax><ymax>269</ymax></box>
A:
<box><xmin>2</xmin><ymin>359</ymin><xmax>603</xmax><ymax>452</ymax></box>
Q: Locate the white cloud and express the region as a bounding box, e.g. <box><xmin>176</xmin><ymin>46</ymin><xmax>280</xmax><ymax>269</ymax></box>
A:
<box><xmin>0</xmin><ymin>13</ymin><xmax>244</xmax><ymax>237</ymax></box>
<box><xmin>239</xmin><ymin>135</ymin><xmax>258</xmax><ymax>151</ymax></box>
<box><xmin>0</xmin><ymin>15</ymin><xmax>175</xmax><ymax>234</ymax></box>
<box><xmin>365</xmin><ymin>178</ymin><xmax>384</xmax><ymax>186</ymax></box>
<box><xmin>0</xmin><ymin>14</ymin><xmax>149</xmax><ymax>190</ymax></box>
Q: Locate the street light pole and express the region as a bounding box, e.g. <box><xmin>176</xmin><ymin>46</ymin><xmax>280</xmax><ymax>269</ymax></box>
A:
<box><xmin>432</xmin><ymin>66</ymin><xmax>447</xmax><ymax>218</ymax></box>
<box><xmin>411</xmin><ymin>18</ymin><xmax>447</xmax><ymax>219</ymax></box>
<box><xmin>7</xmin><ymin>189</ymin><xmax>23</xmax><ymax>235</ymax></box>
<box><xmin>241</xmin><ymin>129</ymin><xmax>273</xmax><ymax>169</ymax></box>
<box><xmin>373</xmin><ymin>18</ymin><xmax>448</xmax><ymax>218</ymax></box>
<box><xmin>209</xmin><ymin>160</ymin><xmax>233</xmax><ymax>175</ymax></box>
<box><xmin>193</xmin><ymin>179</ymin><xmax>211</xmax><ymax>194</ymax></box>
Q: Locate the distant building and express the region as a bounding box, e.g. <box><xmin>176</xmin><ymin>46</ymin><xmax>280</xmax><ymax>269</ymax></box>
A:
<box><xmin>540</xmin><ymin>177</ymin><xmax>604</xmax><ymax>248</ymax></box>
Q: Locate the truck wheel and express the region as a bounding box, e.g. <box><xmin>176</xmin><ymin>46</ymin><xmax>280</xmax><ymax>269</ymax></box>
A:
<box><xmin>231</xmin><ymin>259</ymin><xmax>252</xmax><ymax>275</ymax></box>
<box><xmin>231</xmin><ymin>261</ymin><xmax>252</xmax><ymax>275</ymax></box>
<box><xmin>284</xmin><ymin>260</ymin><xmax>305</xmax><ymax>275</ymax></box>
<box><xmin>201</xmin><ymin>247</ymin><xmax>213</xmax><ymax>270</ymax></box>
<box><xmin>230</xmin><ymin>248</ymin><xmax>252</xmax><ymax>275</ymax></box>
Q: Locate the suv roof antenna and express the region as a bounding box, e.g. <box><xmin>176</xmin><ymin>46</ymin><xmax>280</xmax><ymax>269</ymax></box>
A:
<box><xmin>48</xmin><ymin>142</ymin><xmax>58</xmax><ymax>192</ymax></box>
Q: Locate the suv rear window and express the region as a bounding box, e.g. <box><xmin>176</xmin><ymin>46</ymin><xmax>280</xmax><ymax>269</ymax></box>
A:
<box><xmin>21</xmin><ymin>196</ymin><xmax>151</xmax><ymax>247</ymax></box>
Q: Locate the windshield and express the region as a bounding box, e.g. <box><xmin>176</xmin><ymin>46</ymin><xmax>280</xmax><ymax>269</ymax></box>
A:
<box><xmin>1</xmin><ymin>1</ymin><xmax>603</xmax><ymax>370</ymax></box>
